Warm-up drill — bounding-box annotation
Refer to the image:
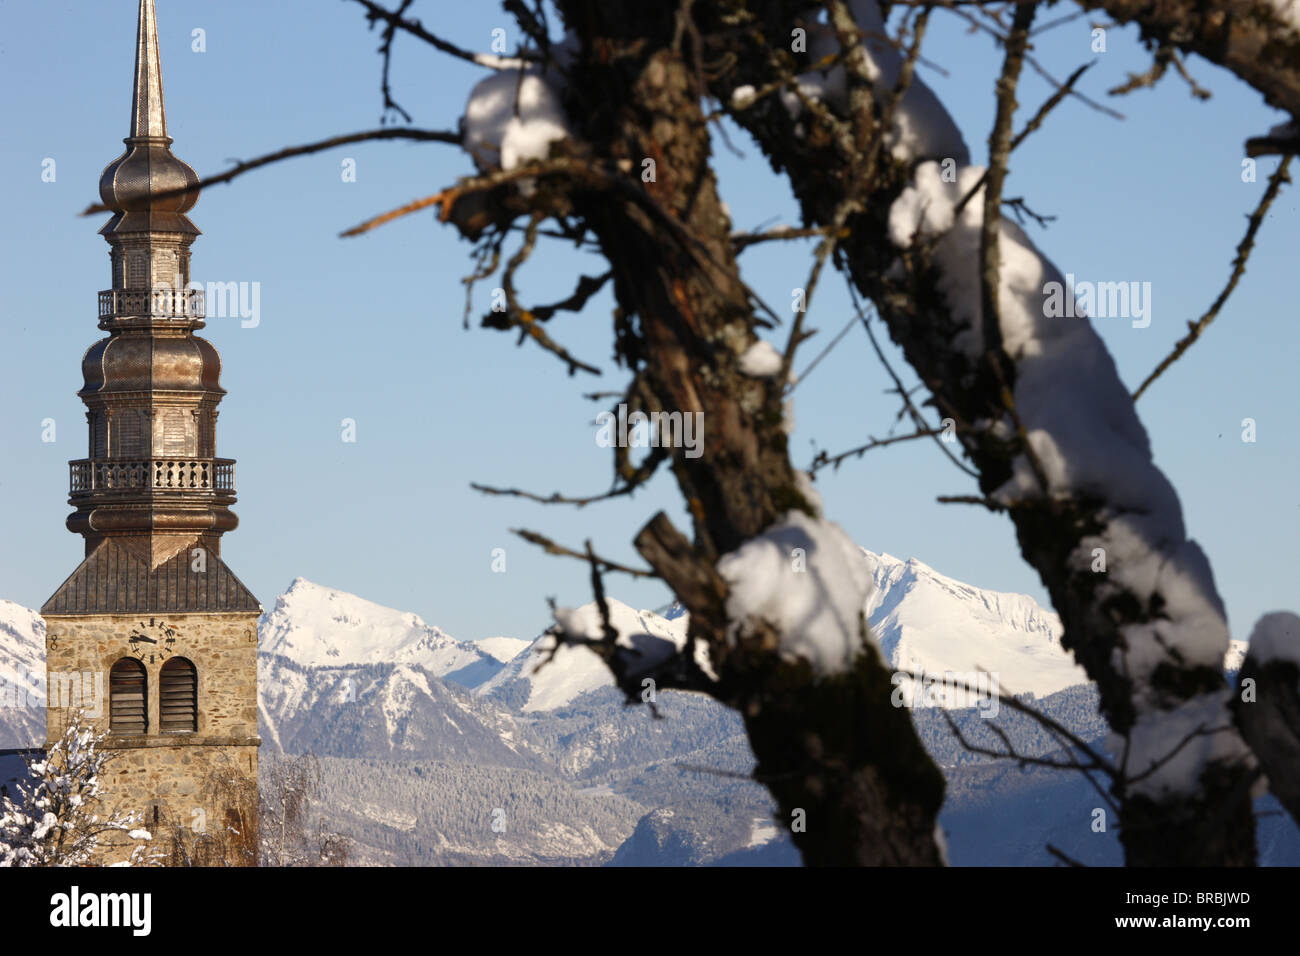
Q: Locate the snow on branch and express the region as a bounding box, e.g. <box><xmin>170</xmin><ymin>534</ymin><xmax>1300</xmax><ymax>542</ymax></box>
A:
<box><xmin>856</xmin><ymin>0</ymin><xmax>1253</xmax><ymax>799</ymax></box>
<box><xmin>717</xmin><ymin>510</ymin><xmax>874</xmax><ymax>678</ymax></box>
<box><xmin>1235</xmin><ymin>612</ymin><xmax>1300</xmax><ymax>827</ymax></box>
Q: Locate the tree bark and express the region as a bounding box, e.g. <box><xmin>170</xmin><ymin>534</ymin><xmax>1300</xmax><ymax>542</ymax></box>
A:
<box><xmin>546</xmin><ymin>0</ymin><xmax>947</xmax><ymax>865</ymax></box>
<box><xmin>697</xmin><ymin>0</ymin><xmax>1259</xmax><ymax>864</ymax></box>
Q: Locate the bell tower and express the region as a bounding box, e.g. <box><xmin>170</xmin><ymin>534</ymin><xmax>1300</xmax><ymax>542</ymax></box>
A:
<box><xmin>42</xmin><ymin>0</ymin><xmax>260</xmax><ymax>864</ymax></box>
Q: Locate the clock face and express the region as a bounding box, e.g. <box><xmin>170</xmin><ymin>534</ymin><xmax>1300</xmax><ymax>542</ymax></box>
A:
<box><xmin>128</xmin><ymin>618</ymin><xmax>179</xmax><ymax>665</ymax></box>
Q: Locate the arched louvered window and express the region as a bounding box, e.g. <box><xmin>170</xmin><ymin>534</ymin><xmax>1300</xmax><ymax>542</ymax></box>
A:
<box><xmin>160</xmin><ymin>657</ymin><xmax>197</xmax><ymax>733</ymax></box>
<box><xmin>109</xmin><ymin>658</ymin><xmax>147</xmax><ymax>735</ymax></box>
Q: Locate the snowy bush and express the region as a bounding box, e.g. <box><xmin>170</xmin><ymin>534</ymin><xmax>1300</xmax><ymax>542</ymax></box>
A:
<box><xmin>0</xmin><ymin>710</ymin><xmax>150</xmax><ymax>867</ymax></box>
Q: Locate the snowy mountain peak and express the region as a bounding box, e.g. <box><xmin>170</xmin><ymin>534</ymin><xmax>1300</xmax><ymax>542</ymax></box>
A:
<box><xmin>477</xmin><ymin>555</ymin><xmax>1091</xmax><ymax>712</ymax></box>
<box><xmin>259</xmin><ymin>579</ymin><xmax>502</xmax><ymax>686</ymax></box>
<box><xmin>479</xmin><ymin>598</ymin><xmax>691</xmax><ymax>712</ymax></box>
<box><xmin>859</xmin><ymin>548</ymin><xmax>1085</xmax><ymax>700</ymax></box>
<box><xmin>475</xmin><ymin>637</ymin><xmax>533</xmax><ymax>663</ymax></box>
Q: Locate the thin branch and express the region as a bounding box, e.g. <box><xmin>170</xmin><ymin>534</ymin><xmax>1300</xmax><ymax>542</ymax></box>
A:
<box><xmin>1046</xmin><ymin>844</ymin><xmax>1086</xmax><ymax>866</ymax></box>
<box><xmin>1011</xmin><ymin>62</ymin><xmax>1091</xmax><ymax>151</ymax></box>
<box><xmin>81</xmin><ymin>128</ymin><xmax>460</xmax><ymax>216</ymax></box>
<box><xmin>904</xmin><ymin>669</ymin><xmax>1119</xmax><ymax>780</ymax></box>
<box><xmin>348</xmin><ymin>0</ymin><xmax>537</xmax><ymax>69</ymax></box>
<box><xmin>1246</xmin><ymin>129</ymin><xmax>1300</xmax><ymax>157</ymax></box>
<box><xmin>793</xmin><ymin>312</ymin><xmax>858</xmax><ymax>385</ymax></box>
<box><xmin>509</xmin><ymin>528</ymin><xmax>657</xmax><ymax>578</ymax></box>
<box><xmin>852</xmin><ymin>286</ymin><xmax>980</xmax><ymax>479</ymax></box>
<box><xmin>374</xmin><ymin>0</ymin><xmax>416</xmax><ymax>122</ymax></box>
<box><xmin>947</xmin><ymin>5</ymin><xmax>1124</xmax><ymax>121</ymax></box>
<box><xmin>810</xmin><ymin>426</ymin><xmax>954</xmax><ymax>474</ymax></box>
<box><xmin>1108</xmin><ymin>44</ymin><xmax>1174</xmax><ymax>98</ymax></box>
<box><xmin>1001</xmin><ymin>196</ymin><xmax>1055</xmax><ymax>228</ymax></box>
<box><xmin>980</xmin><ymin>2</ymin><xmax>1052</xmax><ymax>498</ymax></box>
<box><xmin>1132</xmin><ymin>154</ymin><xmax>1293</xmax><ymax>400</ymax></box>
<box><xmin>953</xmin><ymin>61</ymin><xmax>1089</xmax><ymax>219</ymax></box>
<box><xmin>528</xmin><ymin>272</ymin><xmax>612</xmax><ymax>324</ymax></box>
<box><xmin>341</xmin><ymin>190</ymin><xmax>453</xmax><ymax>237</ymax></box>
<box><xmin>339</xmin><ymin>156</ymin><xmax>585</xmax><ymax>237</ymax></box>
<box><xmin>731</xmin><ymin>225</ymin><xmax>829</xmax><ymax>252</ymax></box>
<box><xmin>471</xmin><ymin>444</ymin><xmax>667</xmax><ymax>507</ymax></box>
<box><xmin>937</xmin><ymin>493</ymin><xmax>1011</xmax><ymax>509</ymax></box>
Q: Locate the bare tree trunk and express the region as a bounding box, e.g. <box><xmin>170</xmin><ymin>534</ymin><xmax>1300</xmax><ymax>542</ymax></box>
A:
<box><xmin>696</xmin><ymin>0</ymin><xmax>1260</xmax><ymax>864</ymax></box>
<box><xmin>545</xmin><ymin>1</ymin><xmax>946</xmax><ymax>865</ymax></box>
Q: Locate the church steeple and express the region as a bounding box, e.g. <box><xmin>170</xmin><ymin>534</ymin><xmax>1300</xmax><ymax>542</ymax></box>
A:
<box><xmin>99</xmin><ymin>0</ymin><xmax>200</xmax><ymax>259</ymax></box>
<box><xmin>40</xmin><ymin>2</ymin><xmax>261</xmax><ymax>867</ymax></box>
<box><xmin>50</xmin><ymin>0</ymin><xmax>247</xmax><ymax>580</ymax></box>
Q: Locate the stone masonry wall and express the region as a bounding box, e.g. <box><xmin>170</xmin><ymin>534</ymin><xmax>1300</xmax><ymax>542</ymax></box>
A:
<box><xmin>43</xmin><ymin>611</ymin><xmax>260</xmax><ymax>864</ymax></box>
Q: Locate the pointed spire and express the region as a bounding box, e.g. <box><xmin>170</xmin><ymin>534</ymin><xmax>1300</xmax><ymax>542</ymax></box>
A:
<box><xmin>129</xmin><ymin>0</ymin><xmax>168</xmax><ymax>142</ymax></box>
<box><xmin>99</xmin><ymin>0</ymin><xmax>199</xmax><ymax>223</ymax></box>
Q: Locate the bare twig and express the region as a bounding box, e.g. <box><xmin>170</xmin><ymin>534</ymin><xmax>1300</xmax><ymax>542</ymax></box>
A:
<box><xmin>348</xmin><ymin>0</ymin><xmax>537</xmax><ymax>69</ymax></box>
<box><xmin>81</xmin><ymin>128</ymin><xmax>460</xmax><ymax>216</ymax></box>
<box><xmin>811</xmin><ymin>426</ymin><xmax>952</xmax><ymax>474</ymax></box>
<box><xmin>1133</xmin><ymin>154</ymin><xmax>1293</xmax><ymax>400</ymax></box>
<box><xmin>1046</xmin><ymin>844</ymin><xmax>1086</xmax><ymax>866</ymax></box>
<box><xmin>948</xmin><ymin>5</ymin><xmax>1124</xmax><ymax>121</ymax></box>
<box><xmin>471</xmin><ymin>442</ymin><xmax>668</xmax><ymax>507</ymax></box>
<box><xmin>852</xmin><ymin>287</ymin><xmax>980</xmax><ymax>479</ymax></box>
<box><xmin>980</xmin><ymin>3</ymin><xmax>1053</xmax><ymax>497</ymax></box>
<box><xmin>732</xmin><ymin>225</ymin><xmax>830</xmax><ymax>251</ymax></box>
<box><xmin>793</xmin><ymin>313</ymin><xmax>858</xmax><ymax>386</ymax></box>
<box><xmin>508</xmin><ymin>529</ymin><xmax>657</xmax><ymax>578</ymax></box>
<box><xmin>953</xmin><ymin>62</ymin><xmax>1090</xmax><ymax>219</ymax></box>
<box><xmin>374</xmin><ymin>0</ymin><xmax>416</xmax><ymax>122</ymax></box>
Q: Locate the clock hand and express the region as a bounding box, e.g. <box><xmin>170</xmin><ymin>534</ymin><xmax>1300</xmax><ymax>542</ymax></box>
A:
<box><xmin>132</xmin><ymin>635</ymin><xmax>158</xmax><ymax>645</ymax></box>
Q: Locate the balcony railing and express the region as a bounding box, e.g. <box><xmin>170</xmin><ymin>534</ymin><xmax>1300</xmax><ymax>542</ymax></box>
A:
<box><xmin>98</xmin><ymin>289</ymin><xmax>205</xmax><ymax>321</ymax></box>
<box><xmin>70</xmin><ymin>459</ymin><xmax>235</xmax><ymax>496</ymax></box>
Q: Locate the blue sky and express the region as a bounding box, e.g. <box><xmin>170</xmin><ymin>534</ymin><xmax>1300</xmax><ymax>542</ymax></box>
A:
<box><xmin>0</xmin><ymin>0</ymin><xmax>1295</xmax><ymax>645</ymax></box>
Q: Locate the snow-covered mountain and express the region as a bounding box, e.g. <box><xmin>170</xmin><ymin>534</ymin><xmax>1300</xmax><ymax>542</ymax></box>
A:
<box><xmin>478</xmin><ymin>599</ymin><xmax>691</xmax><ymax>712</ymax></box>
<box><xmin>480</xmin><ymin>551</ymin><xmax>1095</xmax><ymax>712</ymax></box>
<box><xmin>0</xmin><ymin>599</ymin><xmax>46</xmax><ymax>748</ymax></box>
<box><xmin>260</xmin><ymin>578</ymin><xmax>505</xmax><ymax>688</ymax></box>
<box><xmin>0</xmin><ymin>550</ymin><xmax>1255</xmax><ymax>755</ymax></box>
<box><xmin>474</xmin><ymin>637</ymin><xmax>532</xmax><ymax>663</ymax></box>
<box><xmin>258</xmin><ymin>653</ymin><xmax>544</xmax><ymax>766</ymax></box>
<box><xmin>861</xmin><ymin>550</ymin><xmax>1086</xmax><ymax>701</ymax></box>
<box><xmin>0</xmin><ymin>562</ymin><xmax>1281</xmax><ymax>866</ymax></box>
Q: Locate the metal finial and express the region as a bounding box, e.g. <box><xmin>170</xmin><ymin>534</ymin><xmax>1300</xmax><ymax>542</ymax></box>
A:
<box><xmin>99</xmin><ymin>0</ymin><xmax>199</xmax><ymax>219</ymax></box>
<box><xmin>129</xmin><ymin>0</ymin><xmax>168</xmax><ymax>141</ymax></box>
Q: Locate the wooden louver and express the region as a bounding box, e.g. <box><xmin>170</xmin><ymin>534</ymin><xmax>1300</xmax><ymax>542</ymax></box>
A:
<box><xmin>159</xmin><ymin>657</ymin><xmax>197</xmax><ymax>733</ymax></box>
<box><xmin>109</xmin><ymin>658</ymin><xmax>147</xmax><ymax>734</ymax></box>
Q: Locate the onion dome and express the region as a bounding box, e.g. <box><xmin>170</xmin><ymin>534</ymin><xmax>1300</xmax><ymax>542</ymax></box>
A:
<box><xmin>98</xmin><ymin>0</ymin><xmax>200</xmax><ymax>235</ymax></box>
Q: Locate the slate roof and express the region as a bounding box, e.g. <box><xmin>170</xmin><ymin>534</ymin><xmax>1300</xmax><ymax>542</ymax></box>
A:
<box><xmin>42</xmin><ymin>540</ymin><xmax>260</xmax><ymax>615</ymax></box>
